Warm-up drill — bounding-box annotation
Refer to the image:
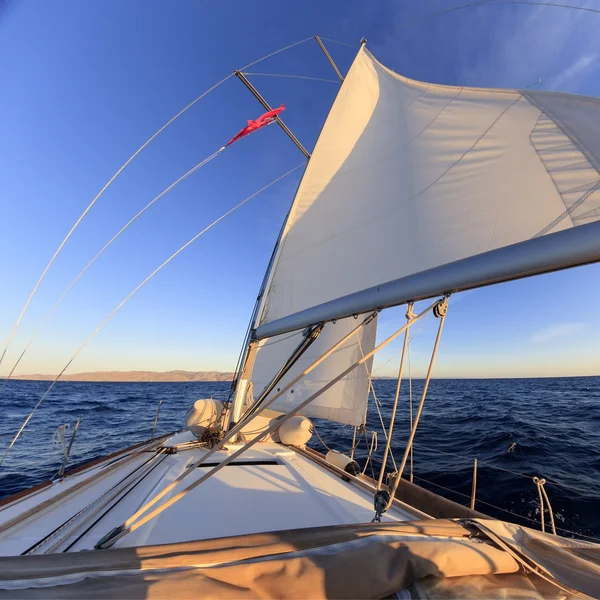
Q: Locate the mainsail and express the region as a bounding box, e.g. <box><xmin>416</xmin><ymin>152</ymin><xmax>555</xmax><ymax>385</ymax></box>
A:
<box><xmin>252</xmin><ymin>45</ymin><xmax>600</xmax><ymax>340</ymax></box>
<box><xmin>245</xmin><ymin>43</ymin><xmax>600</xmax><ymax>425</ymax></box>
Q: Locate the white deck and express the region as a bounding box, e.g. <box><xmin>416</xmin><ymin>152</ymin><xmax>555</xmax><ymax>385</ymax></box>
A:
<box><xmin>0</xmin><ymin>432</ymin><xmax>421</xmax><ymax>556</ymax></box>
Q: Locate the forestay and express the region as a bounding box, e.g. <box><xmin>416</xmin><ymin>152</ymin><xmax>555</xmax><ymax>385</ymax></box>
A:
<box><xmin>255</xmin><ymin>46</ymin><xmax>600</xmax><ymax>336</ymax></box>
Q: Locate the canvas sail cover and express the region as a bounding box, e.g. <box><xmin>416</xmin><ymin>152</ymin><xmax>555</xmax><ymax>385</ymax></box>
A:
<box><xmin>1</xmin><ymin>519</ymin><xmax>598</xmax><ymax>599</ymax></box>
<box><xmin>257</xmin><ymin>46</ymin><xmax>600</xmax><ymax>329</ymax></box>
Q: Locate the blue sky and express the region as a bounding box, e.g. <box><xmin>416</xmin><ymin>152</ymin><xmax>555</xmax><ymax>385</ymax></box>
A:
<box><xmin>0</xmin><ymin>0</ymin><xmax>599</xmax><ymax>379</ymax></box>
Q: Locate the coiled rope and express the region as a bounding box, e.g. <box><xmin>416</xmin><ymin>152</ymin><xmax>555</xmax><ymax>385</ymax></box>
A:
<box><xmin>0</xmin><ymin>163</ymin><xmax>305</xmax><ymax>466</ymax></box>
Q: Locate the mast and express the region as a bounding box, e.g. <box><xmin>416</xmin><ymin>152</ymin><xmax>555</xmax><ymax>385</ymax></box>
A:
<box><xmin>233</xmin><ymin>71</ymin><xmax>311</xmax><ymax>159</ymax></box>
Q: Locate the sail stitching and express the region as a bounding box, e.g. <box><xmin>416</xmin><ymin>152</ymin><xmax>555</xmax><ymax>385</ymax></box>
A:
<box><xmin>273</xmin><ymin>88</ymin><xmax>468</xmax><ymax>268</ymax></box>
<box><xmin>272</xmin><ymin>92</ymin><xmax>526</xmax><ymax>276</ymax></box>
<box><xmin>407</xmin><ymin>94</ymin><xmax>525</xmax><ymax>204</ymax></box>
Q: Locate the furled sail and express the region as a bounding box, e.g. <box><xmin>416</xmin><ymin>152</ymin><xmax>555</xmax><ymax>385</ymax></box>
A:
<box><xmin>250</xmin><ymin>316</ymin><xmax>376</xmax><ymax>426</ymax></box>
<box><xmin>253</xmin><ymin>46</ymin><xmax>600</xmax><ymax>340</ymax></box>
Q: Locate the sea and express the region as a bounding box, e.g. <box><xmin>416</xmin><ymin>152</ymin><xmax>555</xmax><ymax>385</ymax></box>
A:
<box><xmin>1</xmin><ymin>377</ymin><xmax>599</xmax><ymax>541</ymax></box>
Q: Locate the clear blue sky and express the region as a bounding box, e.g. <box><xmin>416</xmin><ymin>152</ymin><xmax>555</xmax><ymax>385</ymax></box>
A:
<box><xmin>0</xmin><ymin>0</ymin><xmax>598</xmax><ymax>378</ymax></box>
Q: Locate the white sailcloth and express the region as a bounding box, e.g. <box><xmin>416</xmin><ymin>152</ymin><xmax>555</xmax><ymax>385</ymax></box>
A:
<box><xmin>248</xmin><ymin>45</ymin><xmax>600</xmax><ymax>424</ymax></box>
<box><xmin>258</xmin><ymin>46</ymin><xmax>600</xmax><ymax>328</ymax></box>
<box><xmin>250</xmin><ymin>316</ymin><xmax>377</xmax><ymax>426</ymax></box>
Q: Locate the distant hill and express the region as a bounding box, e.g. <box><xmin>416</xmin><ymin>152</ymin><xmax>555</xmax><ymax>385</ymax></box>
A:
<box><xmin>12</xmin><ymin>370</ymin><xmax>234</xmax><ymax>382</ymax></box>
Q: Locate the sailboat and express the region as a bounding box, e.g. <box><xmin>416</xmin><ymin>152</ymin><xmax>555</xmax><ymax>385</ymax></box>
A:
<box><xmin>1</xmin><ymin>37</ymin><xmax>600</xmax><ymax>599</ymax></box>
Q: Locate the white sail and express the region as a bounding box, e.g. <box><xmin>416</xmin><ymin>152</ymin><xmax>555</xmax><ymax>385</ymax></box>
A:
<box><xmin>257</xmin><ymin>46</ymin><xmax>600</xmax><ymax>332</ymax></box>
<box><xmin>250</xmin><ymin>316</ymin><xmax>377</xmax><ymax>426</ymax></box>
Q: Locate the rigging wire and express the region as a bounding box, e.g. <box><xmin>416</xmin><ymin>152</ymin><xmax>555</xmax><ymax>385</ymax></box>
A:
<box><xmin>0</xmin><ymin>163</ymin><xmax>305</xmax><ymax>467</ymax></box>
<box><xmin>411</xmin><ymin>441</ymin><xmax>599</xmax><ymax>499</ymax></box>
<box><xmin>398</xmin><ymin>1</ymin><xmax>600</xmax><ymax>32</ymax></box>
<box><xmin>371</xmin><ymin>312</ymin><xmax>429</xmax><ymax>375</ymax></box>
<box><xmin>239</xmin><ymin>36</ymin><xmax>315</xmax><ymax>71</ymax></box>
<box><xmin>243</xmin><ymin>72</ymin><xmax>341</xmax><ymax>84</ymax></box>
<box><xmin>412</xmin><ymin>474</ymin><xmax>600</xmax><ymax>544</ymax></box>
<box><xmin>318</xmin><ymin>37</ymin><xmax>356</xmax><ymax>49</ymax></box>
<box><xmin>0</xmin><ymin>148</ymin><xmax>224</xmax><ymax>397</ymax></box>
<box><xmin>356</xmin><ymin>333</ymin><xmax>399</xmax><ymax>473</ymax></box>
<box><xmin>257</xmin><ymin>331</ymin><xmax>303</xmax><ymax>348</ymax></box>
<box><xmin>0</xmin><ymin>74</ymin><xmax>232</xmax><ymax>373</ymax></box>
<box><xmin>0</xmin><ymin>35</ymin><xmax>316</xmax><ymax>374</ymax></box>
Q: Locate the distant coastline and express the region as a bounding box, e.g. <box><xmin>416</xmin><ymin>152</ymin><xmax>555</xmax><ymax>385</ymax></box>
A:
<box><xmin>11</xmin><ymin>370</ymin><xmax>234</xmax><ymax>383</ymax></box>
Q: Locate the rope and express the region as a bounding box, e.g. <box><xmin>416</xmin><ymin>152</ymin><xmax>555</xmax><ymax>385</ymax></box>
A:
<box><xmin>361</xmin><ymin>431</ymin><xmax>378</xmax><ymax>475</ymax></box>
<box><xmin>356</xmin><ymin>335</ymin><xmax>398</xmax><ymax>472</ymax></box>
<box><xmin>408</xmin><ymin>338</ymin><xmax>414</xmax><ymax>483</ymax></box>
<box><xmin>371</xmin><ymin>311</ymin><xmax>429</xmax><ymax>374</ymax></box>
<box><xmin>310</xmin><ymin>423</ymin><xmax>333</xmax><ymax>453</ymax></box>
<box><xmin>371</xmin><ymin>389</ymin><xmax>398</xmax><ymax>472</ymax></box>
<box><xmin>243</xmin><ymin>72</ymin><xmax>340</xmax><ymax>84</ymax></box>
<box><xmin>377</xmin><ymin>304</ymin><xmax>412</xmax><ymax>489</ymax></box>
<box><xmin>535</xmin><ymin>476</ymin><xmax>546</xmax><ymax>533</ymax></box>
<box><xmin>0</xmin><ymin>148</ymin><xmax>224</xmax><ymax>396</ymax></box>
<box><xmin>0</xmin><ymin>163</ymin><xmax>305</xmax><ymax>467</ymax></box>
<box><xmin>384</xmin><ymin>298</ymin><xmax>448</xmax><ymax>512</ymax></box>
<box><xmin>51</xmin><ymin>424</ymin><xmax>70</xmax><ymax>458</ymax></box>
<box><xmin>534</xmin><ymin>476</ymin><xmax>557</xmax><ymax>535</ymax></box>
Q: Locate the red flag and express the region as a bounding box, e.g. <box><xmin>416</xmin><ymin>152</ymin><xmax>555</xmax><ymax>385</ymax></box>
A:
<box><xmin>226</xmin><ymin>104</ymin><xmax>285</xmax><ymax>147</ymax></box>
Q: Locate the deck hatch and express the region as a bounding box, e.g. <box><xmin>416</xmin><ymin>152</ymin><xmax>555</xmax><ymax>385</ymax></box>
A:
<box><xmin>196</xmin><ymin>459</ymin><xmax>280</xmax><ymax>468</ymax></box>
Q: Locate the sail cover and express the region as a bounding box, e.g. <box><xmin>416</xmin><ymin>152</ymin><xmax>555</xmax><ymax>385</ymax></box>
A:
<box><xmin>256</xmin><ymin>46</ymin><xmax>600</xmax><ymax>332</ymax></box>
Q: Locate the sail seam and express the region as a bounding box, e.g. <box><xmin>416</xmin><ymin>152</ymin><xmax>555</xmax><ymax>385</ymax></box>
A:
<box><xmin>401</xmin><ymin>94</ymin><xmax>525</xmax><ymax>206</ymax></box>
<box><xmin>528</xmin><ymin>110</ymin><xmax>600</xmax><ymax>236</ymax></box>
<box><xmin>524</xmin><ymin>91</ymin><xmax>600</xmax><ymax>175</ymax></box>
<box><xmin>270</xmin><ymin>87</ymin><xmax>468</xmax><ymax>270</ymax></box>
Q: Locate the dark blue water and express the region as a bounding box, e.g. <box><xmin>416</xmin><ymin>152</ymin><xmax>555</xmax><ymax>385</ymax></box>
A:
<box><xmin>1</xmin><ymin>377</ymin><xmax>599</xmax><ymax>541</ymax></box>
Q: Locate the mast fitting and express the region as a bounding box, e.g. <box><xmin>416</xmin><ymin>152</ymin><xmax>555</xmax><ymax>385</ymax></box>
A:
<box><xmin>233</xmin><ymin>70</ymin><xmax>311</xmax><ymax>159</ymax></box>
<box><xmin>433</xmin><ymin>297</ymin><xmax>448</xmax><ymax>318</ymax></box>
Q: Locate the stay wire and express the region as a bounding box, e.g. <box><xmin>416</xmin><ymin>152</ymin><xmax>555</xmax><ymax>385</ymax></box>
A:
<box><xmin>412</xmin><ymin>474</ymin><xmax>600</xmax><ymax>544</ymax></box>
<box><xmin>0</xmin><ymin>163</ymin><xmax>305</xmax><ymax>467</ymax></box>
<box><xmin>0</xmin><ymin>148</ymin><xmax>224</xmax><ymax>397</ymax></box>
<box><xmin>411</xmin><ymin>442</ymin><xmax>599</xmax><ymax>499</ymax></box>
<box><xmin>243</xmin><ymin>72</ymin><xmax>340</xmax><ymax>84</ymax></box>
<box><xmin>0</xmin><ymin>35</ymin><xmax>315</xmax><ymax>374</ymax></box>
<box><xmin>399</xmin><ymin>1</ymin><xmax>600</xmax><ymax>32</ymax></box>
<box><xmin>0</xmin><ymin>74</ymin><xmax>232</xmax><ymax>372</ymax></box>
<box><xmin>318</xmin><ymin>37</ymin><xmax>356</xmax><ymax>49</ymax></box>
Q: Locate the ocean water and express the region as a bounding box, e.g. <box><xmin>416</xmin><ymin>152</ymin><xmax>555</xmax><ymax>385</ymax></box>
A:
<box><xmin>1</xmin><ymin>377</ymin><xmax>599</xmax><ymax>541</ymax></box>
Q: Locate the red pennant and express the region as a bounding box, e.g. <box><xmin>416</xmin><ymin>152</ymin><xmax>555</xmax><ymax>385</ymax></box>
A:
<box><xmin>226</xmin><ymin>104</ymin><xmax>285</xmax><ymax>147</ymax></box>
